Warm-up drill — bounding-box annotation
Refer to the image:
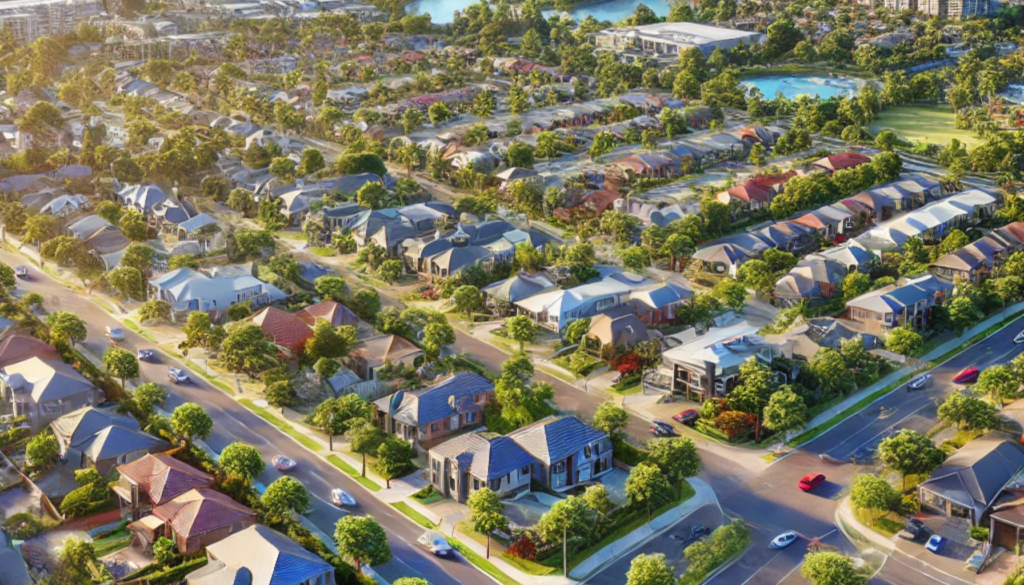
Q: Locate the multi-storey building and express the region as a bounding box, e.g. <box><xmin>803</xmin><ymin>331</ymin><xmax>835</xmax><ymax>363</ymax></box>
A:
<box><xmin>0</xmin><ymin>0</ymin><xmax>102</xmax><ymax>44</ymax></box>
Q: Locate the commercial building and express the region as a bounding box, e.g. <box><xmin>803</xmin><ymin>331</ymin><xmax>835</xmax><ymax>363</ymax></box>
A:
<box><xmin>593</xmin><ymin>22</ymin><xmax>766</xmax><ymax>58</ymax></box>
<box><xmin>920</xmin><ymin>0</ymin><xmax>999</xmax><ymax>19</ymax></box>
<box><xmin>0</xmin><ymin>0</ymin><xmax>102</xmax><ymax>44</ymax></box>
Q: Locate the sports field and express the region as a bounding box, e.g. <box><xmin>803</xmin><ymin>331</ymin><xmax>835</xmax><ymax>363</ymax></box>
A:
<box><xmin>868</xmin><ymin>105</ymin><xmax>981</xmax><ymax>147</ymax></box>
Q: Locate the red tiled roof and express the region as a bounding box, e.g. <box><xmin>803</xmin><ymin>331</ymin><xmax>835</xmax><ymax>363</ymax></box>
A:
<box><xmin>998</xmin><ymin>221</ymin><xmax>1024</xmax><ymax>242</ymax></box>
<box><xmin>815</xmin><ymin>152</ymin><xmax>872</xmax><ymax>172</ymax></box>
<box><xmin>117</xmin><ymin>454</ymin><xmax>213</xmax><ymax>506</ymax></box>
<box><xmin>0</xmin><ymin>335</ymin><xmax>59</xmax><ymax>369</ymax></box>
<box><xmin>152</xmin><ymin>488</ymin><xmax>255</xmax><ymax>540</ymax></box>
<box><xmin>295</xmin><ymin>300</ymin><xmax>358</xmax><ymax>328</ymax></box>
<box><xmin>726</xmin><ymin>181</ymin><xmax>773</xmax><ymax>203</ymax></box>
<box><xmin>247</xmin><ymin>307</ymin><xmax>314</xmax><ymax>353</ymax></box>
<box><xmin>750</xmin><ymin>170</ymin><xmax>798</xmax><ymax>188</ymax></box>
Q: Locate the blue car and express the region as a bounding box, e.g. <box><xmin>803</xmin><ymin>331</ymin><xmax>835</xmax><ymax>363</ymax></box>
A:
<box><xmin>925</xmin><ymin>534</ymin><xmax>946</xmax><ymax>554</ymax></box>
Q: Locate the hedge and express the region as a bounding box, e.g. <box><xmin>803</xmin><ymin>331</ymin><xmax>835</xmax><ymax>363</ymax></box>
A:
<box><xmin>147</xmin><ymin>557</ymin><xmax>209</xmax><ymax>585</ymax></box>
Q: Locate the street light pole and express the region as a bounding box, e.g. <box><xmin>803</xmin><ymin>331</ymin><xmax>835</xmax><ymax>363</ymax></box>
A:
<box><xmin>328</xmin><ymin>411</ymin><xmax>335</xmax><ymax>451</ymax></box>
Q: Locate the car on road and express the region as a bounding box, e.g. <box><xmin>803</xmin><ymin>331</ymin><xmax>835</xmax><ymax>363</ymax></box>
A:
<box><xmin>418</xmin><ymin>530</ymin><xmax>453</xmax><ymax>557</ymax></box>
<box><xmin>907</xmin><ymin>374</ymin><xmax>931</xmax><ymax>390</ymax></box>
<box><xmin>14</xmin><ymin>266</ymin><xmax>28</xmax><ymax>279</ymax></box>
<box><xmin>850</xmin><ymin>445</ymin><xmax>877</xmax><ymax>463</ymax></box>
<box><xmin>798</xmin><ymin>473</ymin><xmax>826</xmax><ymax>492</ymax></box>
<box><xmin>672</xmin><ymin>409</ymin><xmax>699</xmax><ymax>426</ymax></box>
<box><xmin>690</xmin><ymin>524</ymin><xmax>709</xmax><ymax>538</ymax></box>
<box><xmin>106</xmin><ymin>326</ymin><xmax>125</xmax><ymax>343</ymax></box>
<box><xmin>953</xmin><ymin>366</ymin><xmax>980</xmax><ymax>385</ymax></box>
<box><xmin>331</xmin><ymin>489</ymin><xmax>356</xmax><ymax>507</ymax></box>
<box><xmin>1016</xmin><ymin>330</ymin><xmax>1024</xmax><ymax>344</ymax></box>
<box><xmin>925</xmin><ymin>534</ymin><xmax>946</xmax><ymax>554</ymax></box>
<box><xmin>769</xmin><ymin>531</ymin><xmax>798</xmax><ymax>549</ymax></box>
<box><xmin>167</xmin><ymin>367</ymin><xmax>191</xmax><ymax>384</ymax></box>
<box><xmin>272</xmin><ymin>456</ymin><xmax>296</xmax><ymax>471</ymax></box>
<box><xmin>137</xmin><ymin>349</ymin><xmax>156</xmax><ymax>362</ymax></box>
<box><xmin>649</xmin><ymin>421</ymin><xmax>678</xmax><ymax>437</ymax></box>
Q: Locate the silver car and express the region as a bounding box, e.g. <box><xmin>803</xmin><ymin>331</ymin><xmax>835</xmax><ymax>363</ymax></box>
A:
<box><xmin>418</xmin><ymin>530</ymin><xmax>453</xmax><ymax>557</ymax></box>
<box><xmin>908</xmin><ymin>374</ymin><xmax>931</xmax><ymax>390</ymax></box>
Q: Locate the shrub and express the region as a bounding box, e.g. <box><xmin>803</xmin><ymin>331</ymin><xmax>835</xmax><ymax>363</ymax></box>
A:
<box><xmin>2</xmin><ymin>512</ymin><xmax>45</xmax><ymax>539</ymax></box>
<box><xmin>505</xmin><ymin>533</ymin><xmax>537</xmax><ymax>560</ymax></box>
<box><xmin>970</xmin><ymin>526</ymin><xmax>989</xmax><ymax>541</ymax></box>
<box><xmin>612</xmin><ymin>436</ymin><xmax>647</xmax><ymax>466</ymax></box>
<box><xmin>147</xmin><ymin>556</ymin><xmax>208</xmax><ymax>585</ymax></box>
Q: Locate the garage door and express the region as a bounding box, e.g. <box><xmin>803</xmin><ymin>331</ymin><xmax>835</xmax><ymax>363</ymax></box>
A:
<box><xmin>993</xmin><ymin>520</ymin><xmax>1018</xmax><ymax>551</ymax></box>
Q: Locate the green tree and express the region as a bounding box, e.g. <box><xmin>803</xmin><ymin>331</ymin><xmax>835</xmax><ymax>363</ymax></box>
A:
<box><xmin>95</xmin><ymin>201</ymin><xmax>123</xmax><ymax>224</ymax></box>
<box><xmin>261</xmin><ymin>476</ymin><xmax>310</xmax><ymax>514</ymax></box>
<box><xmin>711</xmin><ymin>279</ymin><xmax>747</xmax><ymax>312</ymax></box>
<box><xmin>334</xmin><ymin>515</ymin><xmax>391</xmax><ymax>572</ymax></box>
<box><xmin>119</xmin><ymin>209</ymin><xmax>149</xmax><ymax>241</ymax></box>
<box><xmin>626</xmin><ymin>553</ymin><xmax>675</xmax><ymax>585</ymax></box>
<box><xmin>506</xmin><ymin>141</ymin><xmax>535</xmax><ymax>168</ymax></box>
<box><xmin>428</xmin><ymin>102</ymin><xmax>453</xmax><ymax>125</ymax></box>
<box><xmin>227</xmin><ymin>188</ymin><xmax>256</xmax><ymax>216</ymax></box>
<box><xmin>810</xmin><ymin>348</ymin><xmax>855</xmax><ymax>396</ymax></box>
<box><xmin>505</xmin><ymin>314</ymin><xmax>538</xmax><ymax>351</ymax></box>
<box><xmin>314</xmin><ymin>275</ymin><xmax>349</xmax><ymax>302</ymax></box>
<box><xmin>258</xmin><ymin>199</ymin><xmax>287</xmax><ymax>231</ymax></box>
<box><xmin>139</xmin><ymin>299</ymin><xmax>172</xmax><ymax>322</ymax></box>
<box><xmin>646</xmin><ymin>438</ymin><xmax>700</xmax><ymax>497</ymax></box>
<box><xmin>625</xmin><ymin>462</ymin><xmax>674</xmax><ymax>522</ymax></box>
<box><xmin>264</xmin><ymin>380</ymin><xmax>297</xmax><ymax>413</ymax></box>
<box><xmin>592</xmin><ymin>402</ymin><xmax>629</xmax><ymax>440</ymax></box>
<box><xmin>401</xmin><ymin>108</ymin><xmax>424</xmax><ymax>135</ymax></box>
<box><xmin>802</xmin><ymin>552</ymin><xmax>863</xmax><ymax>585</ymax></box>
<box><xmin>105</xmin><ymin>266</ymin><xmax>146</xmax><ymax>300</ymax></box>
<box><xmin>347</xmin><ymin>418</ymin><xmax>384</xmax><ymax>477</ymax></box>
<box><xmin>467</xmin><ymin>488</ymin><xmax>509</xmax><ymax>558</ymax></box>
<box><xmin>376</xmin><ymin>435</ymin><xmax>414</xmax><ymax>488</ymax></box>
<box><xmin>103</xmin><ymin>347</ymin><xmax>139</xmax><ymax>389</ymax></box>
<box><xmin>219</xmin><ymin>323</ymin><xmax>279</xmax><ymax>376</ymax></box>
<box><xmin>26</xmin><ymin>433</ymin><xmax>59</xmax><ymax>467</ymax></box>
<box><xmin>589</xmin><ymin>130</ymin><xmax>616</xmax><ymax>160</ymax></box>
<box><xmin>536</xmin><ymin>496</ymin><xmax>597</xmax><ymax>574</ymax></box>
<box><xmin>171</xmin><ymin>402</ymin><xmax>213</xmax><ymax>442</ymax></box>
<box><xmin>842</xmin><ymin>272</ymin><xmax>871</xmax><ymax>301</ymax></box>
<box><xmin>564</xmin><ymin>317</ymin><xmax>591</xmax><ymax>346</ymax></box>
<box><xmin>762</xmin><ymin>388</ymin><xmax>808</xmax><ymax>441</ymax></box>
<box><xmin>219</xmin><ymin>442</ymin><xmax>265</xmax><ymax>482</ymax></box>
<box><xmin>877</xmin><ymin>429</ymin><xmax>945</xmax><ymax>491</ymax></box>
<box><xmin>948</xmin><ymin>296</ymin><xmax>980</xmax><ymax>335</ymax></box>
<box><xmin>46</xmin><ymin>311</ymin><xmax>87</xmax><ymax>346</ymax></box>
<box><xmin>305</xmin><ymin>319</ymin><xmax>356</xmax><ymax>361</ymax></box>
<box><xmin>885</xmin><ymin>327</ymin><xmax>923</xmax><ymax>357</ymax></box>
<box><xmin>621</xmin><ymin>247</ymin><xmax>651</xmax><ymax>273</ymax></box>
<box><xmin>937</xmin><ymin>393</ymin><xmax>1000</xmax><ymax>432</ymax></box>
<box><xmin>24</xmin><ymin>214</ymin><xmax>58</xmax><ymax>247</ymax></box>
<box><xmin>975</xmin><ymin>365</ymin><xmax>1020</xmax><ymax>406</ymax></box>
<box><xmin>453</xmin><ymin>285</ymin><xmax>483</xmax><ymax>322</ymax></box>
<box><xmin>296</xmin><ymin>149</ymin><xmax>326</xmax><ymax>176</ymax></box>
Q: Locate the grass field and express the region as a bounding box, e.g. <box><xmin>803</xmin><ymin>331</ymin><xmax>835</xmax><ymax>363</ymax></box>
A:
<box><xmin>868</xmin><ymin>105</ymin><xmax>981</xmax><ymax>147</ymax></box>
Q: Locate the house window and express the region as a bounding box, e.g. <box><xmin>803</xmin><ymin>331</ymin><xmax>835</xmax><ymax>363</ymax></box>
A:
<box><xmin>584</xmin><ymin>445</ymin><xmax>592</xmax><ymax>458</ymax></box>
<box><xmin>430</xmin><ymin>422</ymin><xmax>439</xmax><ymax>432</ymax></box>
<box><xmin>465</xmin><ymin>412</ymin><xmax>477</xmax><ymax>424</ymax></box>
<box><xmin>552</xmin><ymin>461</ymin><xmax>566</xmax><ymax>474</ymax></box>
<box><xmin>473</xmin><ymin>479</ymin><xmax>479</xmax><ymax>490</ymax></box>
<box><xmin>521</xmin><ymin>466</ymin><xmax>529</xmax><ymax>478</ymax></box>
<box><xmin>449</xmin><ymin>476</ymin><xmax>456</xmax><ymax>491</ymax></box>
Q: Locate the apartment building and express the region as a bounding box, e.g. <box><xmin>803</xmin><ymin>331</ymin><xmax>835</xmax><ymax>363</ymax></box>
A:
<box><xmin>0</xmin><ymin>0</ymin><xmax>103</xmax><ymax>44</ymax></box>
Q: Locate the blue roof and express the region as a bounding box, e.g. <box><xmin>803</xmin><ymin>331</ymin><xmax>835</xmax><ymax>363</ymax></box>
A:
<box><xmin>431</xmin><ymin>434</ymin><xmax>536</xmax><ymax>480</ymax></box>
<box><xmin>508</xmin><ymin>416</ymin><xmax>608</xmax><ymax>464</ymax></box>
<box><xmin>177</xmin><ymin>213</ymin><xmax>217</xmax><ymax>233</ymax></box>
<box><xmin>387</xmin><ymin>372</ymin><xmax>493</xmax><ymax>427</ymax></box>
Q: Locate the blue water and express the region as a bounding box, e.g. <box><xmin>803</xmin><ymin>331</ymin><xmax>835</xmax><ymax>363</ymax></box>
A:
<box><xmin>741</xmin><ymin>76</ymin><xmax>865</xmax><ymax>100</ymax></box>
<box><xmin>406</xmin><ymin>0</ymin><xmax>670</xmax><ymax>24</ymax></box>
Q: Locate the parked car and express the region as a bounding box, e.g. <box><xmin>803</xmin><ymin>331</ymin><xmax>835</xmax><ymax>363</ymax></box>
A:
<box><xmin>418</xmin><ymin>530</ymin><xmax>453</xmax><ymax>557</ymax></box>
<box><xmin>331</xmin><ymin>489</ymin><xmax>356</xmax><ymax>507</ymax></box>
<box><xmin>953</xmin><ymin>367</ymin><xmax>980</xmax><ymax>384</ymax></box>
<box><xmin>272</xmin><ymin>456</ymin><xmax>296</xmax><ymax>471</ymax></box>
<box><xmin>650</xmin><ymin>421</ymin><xmax>678</xmax><ymax>437</ymax></box>
<box><xmin>106</xmin><ymin>326</ymin><xmax>125</xmax><ymax>343</ymax></box>
<box><xmin>14</xmin><ymin>266</ymin><xmax>28</xmax><ymax>279</ymax></box>
<box><xmin>769</xmin><ymin>531</ymin><xmax>798</xmax><ymax>549</ymax></box>
<box><xmin>673</xmin><ymin>409</ymin><xmax>699</xmax><ymax>426</ymax></box>
<box><xmin>167</xmin><ymin>367</ymin><xmax>191</xmax><ymax>384</ymax></box>
<box><xmin>1016</xmin><ymin>330</ymin><xmax>1024</xmax><ymax>344</ymax></box>
<box><xmin>798</xmin><ymin>473</ymin><xmax>826</xmax><ymax>492</ymax></box>
<box><xmin>690</xmin><ymin>524</ymin><xmax>709</xmax><ymax>539</ymax></box>
<box><xmin>925</xmin><ymin>534</ymin><xmax>946</xmax><ymax>554</ymax></box>
<box><xmin>907</xmin><ymin>374</ymin><xmax>931</xmax><ymax>391</ymax></box>
<box><xmin>137</xmin><ymin>349</ymin><xmax>156</xmax><ymax>362</ymax></box>
<box><xmin>898</xmin><ymin>518</ymin><xmax>929</xmax><ymax>541</ymax></box>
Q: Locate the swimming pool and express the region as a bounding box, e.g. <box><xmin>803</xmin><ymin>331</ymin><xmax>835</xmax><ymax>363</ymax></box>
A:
<box><xmin>741</xmin><ymin>76</ymin><xmax>867</xmax><ymax>100</ymax></box>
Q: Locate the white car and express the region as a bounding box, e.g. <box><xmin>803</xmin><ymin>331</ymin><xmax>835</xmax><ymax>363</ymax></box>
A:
<box><xmin>769</xmin><ymin>531</ymin><xmax>798</xmax><ymax>549</ymax></box>
<box><xmin>1015</xmin><ymin>330</ymin><xmax>1024</xmax><ymax>344</ymax></box>
<box><xmin>417</xmin><ymin>530</ymin><xmax>453</xmax><ymax>557</ymax></box>
<box><xmin>14</xmin><ymin>266</ymin><xmax>28</xmax><ymax>279</ymax></box>
<box><xmin>908</xmin><ymin>374</ymin><xmax>931</xmax><ymax>390</ymax></box>
<box><xmin>331</xmin><ymin>489</ymin><xmax>356</xmax><ymax>507</ymax></box>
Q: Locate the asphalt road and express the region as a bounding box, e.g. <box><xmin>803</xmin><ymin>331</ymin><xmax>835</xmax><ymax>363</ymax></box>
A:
<box><xmin>709</xmin><ymin>312</ymin><xmax>1024</xmax><ymax>585</ymax></box>
<box><xmin>4</xmin><ymin>252</ymin><xmax>475</xmax><ymax>585</ymax></box>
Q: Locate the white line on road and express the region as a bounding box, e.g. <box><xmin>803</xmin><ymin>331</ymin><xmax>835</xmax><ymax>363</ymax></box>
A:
<box><xmin>828</xmin><ymin>400</ymin><xmax>935</xmax><ymax>458</ymax></box>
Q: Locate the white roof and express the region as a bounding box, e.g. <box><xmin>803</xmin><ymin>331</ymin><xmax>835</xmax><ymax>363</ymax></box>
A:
<box><xmin>662</xmin><ymin>323</ymin><xmax>768</xmax><ymax>372</ymax></box>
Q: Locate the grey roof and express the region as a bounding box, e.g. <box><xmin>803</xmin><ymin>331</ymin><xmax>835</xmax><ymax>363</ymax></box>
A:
<box><xmin>0</xmin><ymin>357</ymin><xmax>95</xmax><ymax>404</ymax></box>
<box><xmin>81</xmin><ymin>425</ymin><xmax>165</xmax><ymax>461</ymax></box>
<box><xmin>191</xmin><ymin>525</ymin><xmax>332</xmax><ymax>585</ymax></box>
<box><xmin>921</xmin><ymin>437</ymin><xmax>1024</xmax><ymax>519</ymax></box>
<box><xmin>325</xmin><ymin>173</ymin><xmax>382</xmax><ymax>194</ymax></box>
<box><xmin>51</xmin><ymin>406</ymin><xmax>139</xmax><ymax>448</ymax></box>
<box><xmin>177</xmin><ymin>213</ymin><xmax>218</xmax><ymax>234</ymax></box>
<box><xmin>430</xmin><ymin>245</ymin><xmax>492</xmax><ymax>274</ymax></box>
<box><xmin>507</xmin><ymin>415</ymin><xmax>608</xmax><ymax>465</ymax></box>
<box><xmin>322</xmin><ymin>203</ymin><xmax>365</xmax><ymax>218</ymax></box>
<box><xmin>375</xmin><ymin>372</ymin><xmax>493</xmax><ymax>427</ymax></box>
<box><xmin>430</xmin><ymin>433</ymin><xmax>536</xmax><ymax>481</ymax></box>
<box><xmin>482</xmin><ymin>273</ymin><xmax>557</xmax><ymax>303</ymax></box>
<box><xmin>67</xmin><ymin>215</ymin><xmax>114</xmax><ymax>239</ymax></box>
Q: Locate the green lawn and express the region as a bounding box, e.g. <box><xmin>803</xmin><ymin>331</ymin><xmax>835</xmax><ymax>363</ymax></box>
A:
<box><xmin>393</xmin><ymin>501</ymin><xmax>436</xmax><ymax>529</ymax></box>
<box><xmin>325</xmin><ymin>455</ymin><xmax>381</xmax><ymax>492</ymax></box>
<box><xmin>122</xmin><ymin>319</ymin><xmax>157</xmax><ymax>343</ymax></box>
<box><xmin>868</xmin><ymin>105</ymin><xmax>981</xmax><ymax>147</ymax></box>
<box><xmin>238</xmin><ymin>398</ymin><xmax>323</xmax><ymax>453</ymax></box>
<box><xmin>447</xmin><ymin>539</ymin><xmax>520</xmax><ymax>585</ymax></box>
<box><xmin>307</xmin><ymin>246</ymin><xmax>337</xmax><ymax>257</ymax></box>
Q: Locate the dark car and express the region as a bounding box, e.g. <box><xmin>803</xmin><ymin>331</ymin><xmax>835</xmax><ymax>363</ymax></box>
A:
<box><xmin>798</xmin><ymin>473</ymin><xmax>826</xmax><ymax>492</ymax></box>
<box><xmin>672</xmin><ymin>409</ymin><xmax>699</xmax><ymax>426</ymax></box>
<box><xmin>690</xmin><ymin>525</ymin><xmax>709</xmax><ymax>538</ymax></box>
<box><xmin>650</xmin><ymin>421</ymin><xmax>678</xmax><ymax>437</ymax></box>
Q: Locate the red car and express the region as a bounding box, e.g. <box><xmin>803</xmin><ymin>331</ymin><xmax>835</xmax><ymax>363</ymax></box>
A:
<box><xmin>798</xmin><ymin>473</ymin><xmax>826</xmax><ymax>492</ymax></box>
<box><xmin>673</xmin><ymin>409</ymin><xmax>699</xmax><ymax>426</ymax></box>
<box><xmin>953</xmin><ymin>366</ymin><xmax>980</xmax><ymax>385</ymax></box>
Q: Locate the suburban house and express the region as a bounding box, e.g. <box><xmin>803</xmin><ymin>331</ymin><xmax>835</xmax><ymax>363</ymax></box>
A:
<box><xmin>845</xmin><ymin>273</ymin><xmax>954</xmax><ymax>333</ymax></box>
<box><xmin>661</xmin><ymin>324</ymin><xmax>780</xmax><ymax>400</ymax></box>
<box><xmin>756</xmin><ymin>222</ymin><xmax>817</xmax><ymax>254</ymax></box>
<box><xmin>350</xmin><ymin>334</ymin><xmax>424</xmax><ymax>380</ymax></box>
<box><xmin>586</xmin><ymin>311</ymin><xmax>649</xmax><ymax>349</ymax></box>
<box><xmin>116</xmin><ymin>183</ymin><xmax>168</xmax><ymax>215</ymax></box>
<box><xmin>295</xmin><ymin>300</ymin><xmax>360</xmax><ymax>328</ymax></box>
<box><xmin>0</xmin><ymin>357</ymin><xmax>100</xmax><ymax>431</ymax></box>
<box><xmin>246</xmin><ymin>307</ymin><xmax>314</xmax><ymax>356</ymax></box>
<box><xmin>50</xmin><ymin>407</ymin><xmax>166</xmax><ymax>474</ymax></box>
<box><xmin>373</xmin><ymin>372</ymin><xmax>494</xmax><ymax>450</ymax></box>
<box><xmin>428</xmin><ymin>433</ymin><xmax>536</xmax><ymax>503</ymax></box>
<box><xmin>918</xmin><ymin>437</ymin><xmax>1024</xmax><ymax>526</ymax></box>
<box><xmin>628</xmin><ymin>280</ymin><xmax>693</xmax><ymax>325</ymax></box>
<box><xmin>185</xmin><ymin>525</ymin><xmax>334</xmax><ymax>585</ymax></box>
<box><xmin>772</xmin><ymin>258</ymin><xmax>847</xmax><ymax>306</ymax></box>
<box><xmin>987</xmin><ymin>486</ymin><xmax>1024</xmax><ymax>551</ymax></box>
<box><xmin>321</xmin><ymin>203</ymin><xmax>366</xmax><ymax>232</ymax></box>
<box><xmin>482</xmin><ymin>272</ymin><xmax>557</xmax><ymax>314</ymax></box>
<box><xmin>514</xmin><ymin>271</ymin><xmax>654</xmax><ymax>331</ymax></box>
<box><xmin>857</xmin><ymin>189</ymin><xmax>1001</xmax><ymax>253</ymax></box>
<box><xmin>0</xmin><ymin>335</ymin><xmax>59</xmax><ymax>369</ymax></box>
<box><xmin>507</xmin><ymin>416</ymin><xmax>613</xmax><ymax>492</ymax></box>
<box><xmin>790</xmin><ymin>205</ymin><xmax>857</xmax><ymax>240</ymax></box>
<box><xmin>692</xmin><ymin>234</ymin><xmax>772</xmax><ymax>278</ymax></box>
<box><xmin>40</xmin><ymin>194</ymin><xmax>90</xmax><ymax>218</ymax></box>
<box><xmin>403</xmin><ymin>220</ymin><xmax>549</xmax><ymax>278</ymax></box>
<box><xmin>808</xmin><ymin>242</ymin><xmax>876</xmax><ymax>274</ymax></box>
<box><xmin>716</xmin><ymin>180</ymin><xmax>775</xmax><ymax>211</ymax></box>
<box><xmin>930</xmin><ymin>221</ymin><xmax>1024</xmax><ymax>284</ymax></box>
<box><xmin>130</xmin><ymin>488</ymin><xmax>256</xmax><ymax>554</ymax></box>
<box><xmin>114</xmin><ymin>454</ymin><xmax>214</xmax><ymax>521</ymax></box>
<box><xmin>149</xmin><ymin>268</ymin><xmax>286</xmax><ymax>318</ymax></box>
<box><xmin>809</xmin><ymin>152</ymin><xmax>872</xmax><ymax>175</ymax></box>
